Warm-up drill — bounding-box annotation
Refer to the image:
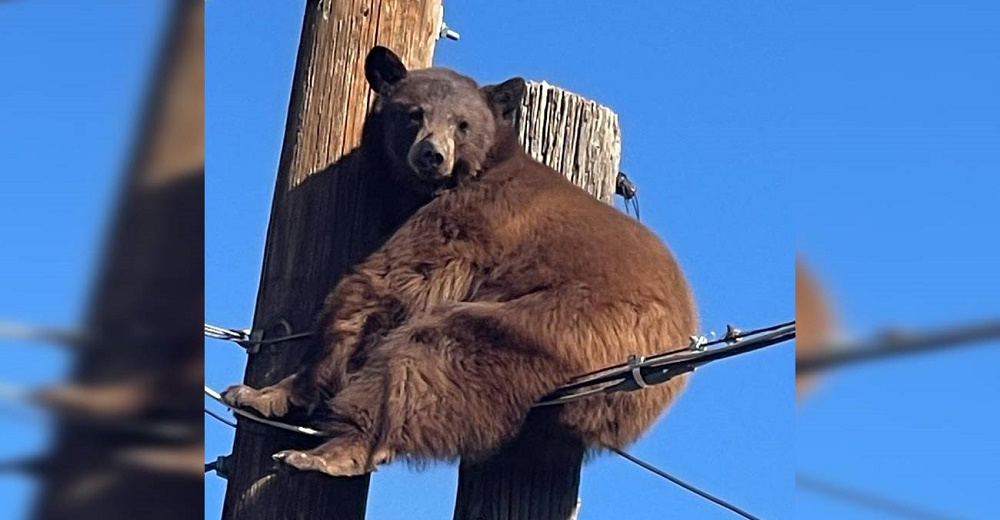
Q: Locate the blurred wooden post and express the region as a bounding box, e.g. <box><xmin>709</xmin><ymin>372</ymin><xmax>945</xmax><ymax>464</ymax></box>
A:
<box><xmin>220</xmin><ymin>1</ymin><xmax>443</xmax><ymax>519</ymax></box>
<box><xmin>453</xmin><ymin>82</ymin><xmax>622</xmax><ymax>520</ymax></box>
<box><xmin>31</xmin><ymin>1</ymin><xmax>205</xmax><ymax>519</ymax></box>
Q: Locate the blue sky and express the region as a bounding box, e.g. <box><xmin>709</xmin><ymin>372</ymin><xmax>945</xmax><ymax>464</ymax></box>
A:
<box><xmin>791</xmin><ymin>2</ymin><xmax>1000</xmax><ymax>519</ymax></box>
<box><xmin>2</xmin><ymin>1</ymin><xmax>996</xmax><ymax>520</ymax></box>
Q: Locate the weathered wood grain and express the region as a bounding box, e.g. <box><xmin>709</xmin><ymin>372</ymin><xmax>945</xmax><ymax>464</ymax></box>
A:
<box><xmin>222</xmin><ymin>1</ymin><xmax>443</xmax><ymax>519</ymax></box>
<box><xmin>517</xmin><ymin>81</ymin><xmax>621</xmax><ymax>204</ymax></box>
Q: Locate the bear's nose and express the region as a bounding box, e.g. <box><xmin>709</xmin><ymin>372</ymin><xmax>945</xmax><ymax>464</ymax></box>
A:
<box><xmin>419</xmin><ymin>144</ymin><xmax>444</xmax><ymax>168</ymax></box>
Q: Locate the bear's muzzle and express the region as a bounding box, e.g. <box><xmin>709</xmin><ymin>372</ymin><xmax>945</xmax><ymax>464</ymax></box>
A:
<box><xmin>408</xmin><ymin>131</ymin><xmax>455</xmax><ymax>180</ymax></box>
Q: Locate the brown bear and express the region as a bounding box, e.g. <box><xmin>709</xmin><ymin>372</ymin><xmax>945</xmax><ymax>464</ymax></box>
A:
<box><xmin>223</xmin><ymin>46</ymin><xmax>698</xmax><ymax>477</ymax></box>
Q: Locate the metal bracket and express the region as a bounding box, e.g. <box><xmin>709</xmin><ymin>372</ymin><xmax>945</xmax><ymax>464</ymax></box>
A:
<box><xmin>240</xmin><ymin>319</ymin><xmax>294</xmax><ymax>355</ymax></box>
<box><xmin>439</xmin><ymin>22</ymin><xmax>460</xmax><ymax>41</ymax></box>
<box><xmin>723</xmin><ymin>324</ymin><xmax>744</xmax><ymax>344</ymax></box>
<box><xmin>240</xmin><ymin>329</ymin><xmax>263</xmax><ymax>355</ymax></box>
<box><xmin>615</xmin><ymin>171</ymin><xmax>638</xmax><ymax>200</ymax></box>
<box><xmin>206</xmin><ymin>454</ymin><xmax>233</xmax><ymax>480</ymax></box>
<box><xmin>627</xmin><ymin>354</ymin><xmax>649</xmax><ymax>388</ymax></box>
<box><xmin>437</xmin><ymin>7</ymin><xmax>460</xmax><ymax>41</ymax></box>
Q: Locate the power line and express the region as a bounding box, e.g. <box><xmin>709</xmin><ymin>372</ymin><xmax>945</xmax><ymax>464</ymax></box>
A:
<box><xmin>202</xmin><ymin>321</ymin><xmax>792</xmax><ymax>432</ymax></box>
<box><xmin>202</xmin><ymin>319</ymin><xmax>793</xmax><ymax>518</ymax></box>
<box><xmin>2</xmin><ymin>381</ymin><xmax>199</xmax><ymax>442</ymax></box>
<box><xmin>204</xmin><ymin>323</ymin><xmax>248</xmax><ymax>342</ymax></box>
<box><xmin>203</xmin><ymin>386</ymin><xmax>326</xmax><ymax>437</ymax></box>
<box><xmin>242</xmin><ymin>331</ymin><xmax>314</xmax><ymax>346</ymax></box>
<box><xmin>797</xmin><ymin>319</ymin><xmax>1000</xmax><ymax>374</ymax></box>
<box><xmin>612</xmin><ymin>447</ymin><xmax>761</xmax><ymax>520</ymax></box>
<box><xmin>203</xmin><ymin>382</ymin><xmax>770</xmax><ymax>519</ymax></box>
<box><xmin>204</xmin><ymin>318</ymin><xmax>792</xmax><ymax>517</ymax></box>
<box><xmin>204</xmin><ymin>320</ymin><xmax>795</xmax><ymax>409</ymax></box>
<box><xmin>203</xmin><ymin>323</ymin><xmax>311</xmax><ymax>352</ymax></box>
<box><xmin>204</xmin><ymin>407</ymin><xmax>236</xmax><ymax>428</ymax></box>
<box><xmin>0</xmin><ymin>321</ymin><xmax>82</xmax><ymax>346</ymax></box>
<box><xmin>536</xmin><ymin>322</ymin><xmax>795</xmax><ymax>407</ymax></box>
<box><xmin>795</xmin><ymin>319</ymin><xmax>998</xmax><ymax>520</ymax></box>
<box><xmin>797</xmin><ymin>472</ymin><xmax>968</xmax><ymax>520</ymax></box>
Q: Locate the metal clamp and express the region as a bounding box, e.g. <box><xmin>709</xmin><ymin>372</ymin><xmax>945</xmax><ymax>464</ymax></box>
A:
<box><xmin>723</xmin><ymin>324</ymin><xmax>744</xmax><ymax>344</ymax></box>
<box><xmin>438</xmin><ymin>15</ymin><xmax>460</xmax><ymax>41</ymax></box>
<box><xmin>615</xmin><ymin>171</ymin><xmax>638</xmax><ymax>200</ymax></box>
<box><xmin>241</xmin><ymin>319</ymin><xmax>293</xmax><ymax>354</ymax></box>
<box><xmin>206</xmin><ymin>454</ymin><xmax>233</xmax><ymax>480</ymax></box>
<box><xmin>627</xmin><ymin>354</ymin><xmax>649</xmax><ymax>388</ymax></box>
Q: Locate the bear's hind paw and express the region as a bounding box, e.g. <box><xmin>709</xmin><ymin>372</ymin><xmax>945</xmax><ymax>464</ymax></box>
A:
<box><xmin>272</xmin><ymin>445</ymin><xmax>393</xmax><ymax>478</ymax></box>
<box><xmin>272</xmin><ymin>449</ymin><xmax>371</xmax><ymax>477</ymax></box>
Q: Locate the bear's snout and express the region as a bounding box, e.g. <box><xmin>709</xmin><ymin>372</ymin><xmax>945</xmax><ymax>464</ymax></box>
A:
<box><xmin>408</xmin><ymin>135</ymin><xmax>455</xmax><ymax>179</ymax></box>
<box><xmin>416</xmin><ymin>141</ymin><xmax>444</xmax><ymax>168</ymax></box>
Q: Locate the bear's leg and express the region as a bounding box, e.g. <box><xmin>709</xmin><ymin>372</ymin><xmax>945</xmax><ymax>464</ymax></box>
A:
<box><xmin>221</xmin><ymin>374</ymin><xmax>299</xmax><ymax>418</ymax></box>
<box><xmin>271</xmin><ymin>305</ymin><xmax>571</xmax><ymax>476</ymax></box>
<box><xmin>272</xmin><ymin>359</ymin><xmax>393</xmax><ymax>476</ymax></box>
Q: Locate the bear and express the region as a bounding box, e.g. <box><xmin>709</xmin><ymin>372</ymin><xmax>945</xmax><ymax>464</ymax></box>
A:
<box><xmin>222</xmin><ymin>46</ymin><xmax>698</xmax><ymax>477</ymax></box>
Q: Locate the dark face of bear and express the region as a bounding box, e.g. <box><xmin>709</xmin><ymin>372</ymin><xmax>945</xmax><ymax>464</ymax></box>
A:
<box><xmin>365</xmin><ymin>46</ymin><xmax>525</xmax><ymax>193</ymax></box>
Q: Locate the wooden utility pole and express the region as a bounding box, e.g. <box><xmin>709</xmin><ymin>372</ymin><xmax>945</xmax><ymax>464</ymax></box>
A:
<box><xmin>31</xmin><ymin>2</ymin><xmax>205</xmax><ymax>519</ymax></box>
<box><xmin>453</xmin><ymin>82</ymin><xmax>623</xmax><ymax>520</ymax></box>
<box><xmin>221</xmin><ymin>1</ymin><xmax>444</xmax><ymax>519</ymax></box>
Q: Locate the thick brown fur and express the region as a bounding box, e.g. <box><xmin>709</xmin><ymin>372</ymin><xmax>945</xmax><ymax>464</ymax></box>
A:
<box><xmin>223</xmin><ymin>46</ymin><xmax>698</xmax><ymax>477</ymax></box>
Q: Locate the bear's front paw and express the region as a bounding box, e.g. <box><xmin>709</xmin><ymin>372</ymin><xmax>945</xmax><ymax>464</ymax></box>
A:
<box><xmin>220</xmin><ymin>383</ymin><xmax>291</xmax><ymax>418</ymax></box>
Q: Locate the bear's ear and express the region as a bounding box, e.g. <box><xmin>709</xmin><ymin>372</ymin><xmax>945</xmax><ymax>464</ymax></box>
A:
<box><xmin>365</xmin><ymin>46</ymin><xmax>407</xmax><ymax>96</ymax></box>
<box><xmin>482</xmin><ymin>77</ymin><xmax>526</xmax><ymax>125</ymax></box>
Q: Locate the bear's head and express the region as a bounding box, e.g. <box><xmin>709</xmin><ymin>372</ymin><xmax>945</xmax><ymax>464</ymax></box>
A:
<box><xmin>364</xmin><ymin>46</ymin><xmax>525</xmax><ymax>194</ymax></box>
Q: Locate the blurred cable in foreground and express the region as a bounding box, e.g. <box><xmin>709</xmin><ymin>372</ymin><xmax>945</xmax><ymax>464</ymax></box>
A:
<box><xmin>796</xmin><ymin>254</ymin><xmax>999</xmax><ymax>520</ymax></box>
<box><xmin>796</xmin><ymin>255</ymin><xmax>999</xmax><ymax>384</ymax></box>
<box><xmin>797</xmin><ymin>473</ymin><xmax>967</xmax><ymax>520</ymax></box>
<box><xmin>796</xmin><ymin>319</ymin><xmax>1000</xmax><ymax>376</ymax></box>
<box><xmin>7</xmin><ymin>2</ymin><xmax>205</xmax><ymax>520</ymax></box>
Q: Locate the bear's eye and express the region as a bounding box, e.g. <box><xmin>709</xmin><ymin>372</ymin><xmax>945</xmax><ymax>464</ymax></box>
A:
<box><xmin>457</xmin><ymin>120</ymin><xmax>470</xmax><ymax>134</ymax></box>
<box><xmin>407</xmin><ymin>108</ymin><xmax>424</xmax><ymax>126</ymax></box>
